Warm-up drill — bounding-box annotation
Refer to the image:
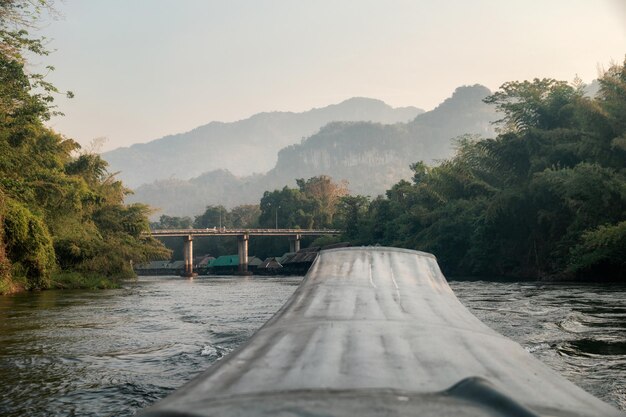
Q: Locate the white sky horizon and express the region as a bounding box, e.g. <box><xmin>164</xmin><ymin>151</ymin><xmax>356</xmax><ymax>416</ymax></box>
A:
<box><xmin>37</xmin><ymin>0</ymin><xmax>625</xmax><ymax>152</ymax></box>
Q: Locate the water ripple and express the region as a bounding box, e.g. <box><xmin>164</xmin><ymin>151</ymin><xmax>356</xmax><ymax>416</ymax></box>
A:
<box><xmin>0</xmin><ymin>276</ymin><xmax>302</xmax><ymax>417</ymax></box>
<box><xmin>450</xmin><ymin>280</ymin><xmax>626</xmax><ymax>411</ymax></box>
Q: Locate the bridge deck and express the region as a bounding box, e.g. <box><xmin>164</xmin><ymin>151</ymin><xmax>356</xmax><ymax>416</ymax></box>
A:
<box><xmin>148</xmin><ymin>228</ymin><xmax>341</xmax><ymax>237</ymax></box>
<box><xmin>140</xmin><ymin>247</ymin><xmax>623</xmax><ymax>417</ymax></box>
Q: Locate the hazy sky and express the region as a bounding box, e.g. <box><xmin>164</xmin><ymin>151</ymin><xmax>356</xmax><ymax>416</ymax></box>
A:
<box><xmin>38</xmin><ymin>0</ymin><xmax>625</xmax><ymax>151</ymax></box>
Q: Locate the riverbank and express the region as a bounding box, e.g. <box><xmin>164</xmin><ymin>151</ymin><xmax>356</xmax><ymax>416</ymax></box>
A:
<box><xmin>2</xmin><ymin>264</ymin><xmax>622</xmax><ymax>296</ymax></box>
<box><xmin>0</xmin><ymin>272</ymin><xmax>123</xmax><ymax>295</ymax></box>
<box><xmin>50</xmin><ymin>272</ymin><xmax>122</xmax><ymax>290</ymax></box>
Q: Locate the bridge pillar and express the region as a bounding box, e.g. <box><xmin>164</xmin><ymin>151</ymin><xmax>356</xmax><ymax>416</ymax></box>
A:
<box><xmin>289</xmin><ymin>234</ymin><xmax>301</xmax><ymax>253</ymax></box>
<box><xmin>237</xmin><ymin>234</ymin><xmax>251</xmax><ymax>275</ymax></box>
<box><xmin>183</xmin><ymin>235</ymin><xmax>196</xmax><ymax>277</ymax></box>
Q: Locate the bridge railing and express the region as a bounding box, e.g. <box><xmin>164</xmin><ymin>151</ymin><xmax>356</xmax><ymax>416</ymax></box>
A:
<box><xmin>146</xmin><ymin>228</ymin><xmax>342</xmax><ymax>236</ymax></box>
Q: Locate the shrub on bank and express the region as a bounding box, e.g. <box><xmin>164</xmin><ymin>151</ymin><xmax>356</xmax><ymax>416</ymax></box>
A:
<box><xmin>50</xmin><ymin>271</ymin><xmax>121</xmax><ymax>290</ymax></box>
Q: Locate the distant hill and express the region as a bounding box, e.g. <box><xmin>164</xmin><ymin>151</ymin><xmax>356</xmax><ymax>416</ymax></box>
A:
<box><xmin>103</xmin><ymin>98</ymin><xmax>423</xmax><ymax>187</ymax></box>
<box><xmin>265</xmin><ymin>85</ymin><xmax>496</xmax><ymax>195</ymax></box>
<box><xmin>128</xmin><ymin>85</ymin><xmax>498</xmax><ymax>218</ymax></box>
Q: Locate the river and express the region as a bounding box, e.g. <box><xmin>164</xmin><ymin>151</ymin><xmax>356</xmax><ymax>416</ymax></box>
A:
<box><xmin>0</xmin><ymin>276</ymin><xmax>624</xmax><ymax>416</ymax></box>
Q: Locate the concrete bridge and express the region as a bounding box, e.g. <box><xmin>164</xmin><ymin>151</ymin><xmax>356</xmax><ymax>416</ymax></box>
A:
<box><xmin>148</xmin><ymin>228</ymin><xmax>342</xmax><ymax>276</ymax></box>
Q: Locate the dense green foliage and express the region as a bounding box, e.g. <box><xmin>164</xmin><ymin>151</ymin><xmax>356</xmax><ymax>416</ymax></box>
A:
<box><xmin>337</xmin><ymin>63</ymin><xmax>626</xmax><ymax>280</ymax></box>
<box><xmin>258</xmin><ymin>175</ymin><xmax>348</xmax><ymax>229</ymax></box>
<box><xmin>0</xmin><ymin>1</ymin><xmax>169</xmax><ymax>292</ymax></box>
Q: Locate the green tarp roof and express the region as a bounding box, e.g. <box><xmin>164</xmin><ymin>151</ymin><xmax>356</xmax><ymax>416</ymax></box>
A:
<box><xmin>209</xmin><ymin>255</ymin><xmax>239</xmax><ymax>267</ymax></box>
<box><xmin>208</xmin><ymin>255</ymin><xmax>263</xmax><ymax>267</ymax></box>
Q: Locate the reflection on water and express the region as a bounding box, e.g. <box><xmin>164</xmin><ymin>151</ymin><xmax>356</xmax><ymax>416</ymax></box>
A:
<box><xmin>0</xmin><ymin>276</ymin><xmax>624</xmax><ymax>416</ymax></box>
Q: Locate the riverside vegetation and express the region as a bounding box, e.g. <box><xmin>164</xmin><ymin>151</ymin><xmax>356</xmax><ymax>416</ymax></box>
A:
<box><xmin>155</xmin><ymin>60</ymin><xmax>626</xmax><ymax>281</ymax></box>
<box><xmin>0</xmin><ymin>1</ymin><xmax>169</xmax><ymax>294</ymax></box>
<box><xmin>339</xmin><ymin>66</ymin><xmax>626</xmax><ymax>281</ymax></box>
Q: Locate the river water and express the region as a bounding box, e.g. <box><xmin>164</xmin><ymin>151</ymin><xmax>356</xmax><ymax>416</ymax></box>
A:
<box><xmin>0</xmin><ymin>276</ymin><xmax>625</xmax><ymax>416</ymax></box>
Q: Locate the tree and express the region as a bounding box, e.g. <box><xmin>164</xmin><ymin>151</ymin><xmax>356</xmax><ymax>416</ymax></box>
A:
<box><xmin>229</xmin><ymin>204</ymin><xmax>260</xmax><ymax>228</ymax></box>
<box><xmin>568</xmin><ymin>221</ymin><xmax>626</xmax><ymax>278</ymax></box>
<box><xmin>484</xmin><ymin>78</ymin><xmax>580</xmax><ymax>133</ymax></box>
<box><xmin>0</xmin><ymin>1</ymin><xmax>72</xmax><ymax>122</ymax></box>
<box><xmin>154</xmin><ymin>215</ymin><xmax>193</xmax><ymax>229</ymax></box>
<box><xmin>0</xmin><ymin>1</ymin><xmax>169</xmax><ymax>292</ymax></box>
<box><xmin>335</xmin><ymin>195</ymin><xmax>369</xmax><ymax>241</ymax></box>
<box><xmin>194</xmin><ymin>205</ymin><xmax>229</xmax><ymax>228</ymax></box>
<box><xmin>259</xmin><ymin>187</ymin><xmax>308</xmax><ymax>229</ymax></box>
<box><xmin>296</xmin><ymin>175</ymin><xmax>349</xmax><ymax>227</ymax></box>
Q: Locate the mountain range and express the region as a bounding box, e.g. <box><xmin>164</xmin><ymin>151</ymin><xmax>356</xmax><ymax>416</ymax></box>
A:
<box><xmin>103</xmin><ymin>98</ymin><xmax>423</xmax><ymax>187</ymax></box>
<box><xmin>118</xmin><ymin>85</ymin><xmax>498</xmax><ymax>217</ymax></box>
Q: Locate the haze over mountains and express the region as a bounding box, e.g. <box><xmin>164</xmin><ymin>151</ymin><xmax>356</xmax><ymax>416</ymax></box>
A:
<box><xmin>116</xmin><ymin>85</ymin><xmax>498</xmax><ymax>218</ymax></box>
<box><xmin>104</xmin><ymin>98</ymin><xmax>422</xmax><ymax>187</ymax></box>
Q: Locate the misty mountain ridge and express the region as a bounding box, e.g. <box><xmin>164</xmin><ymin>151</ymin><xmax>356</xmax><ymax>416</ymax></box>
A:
<box><xmin>103</xmin><ymin>97</ymin><xmax>423</xmax><ymax>187</ymax></box>
<box><xmin>127</xmin><ymin>85</ymin><xmax>498</xmax><ymax>218</ymax></box>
